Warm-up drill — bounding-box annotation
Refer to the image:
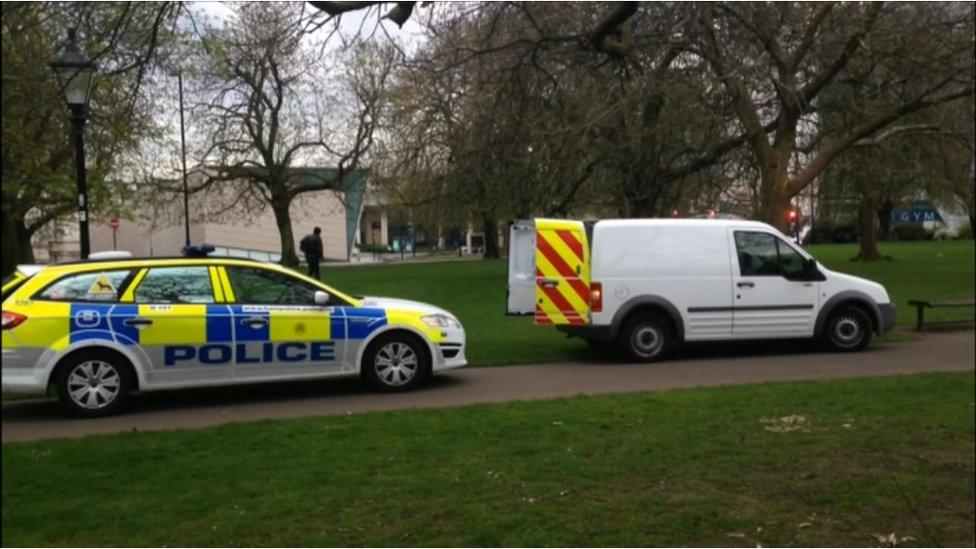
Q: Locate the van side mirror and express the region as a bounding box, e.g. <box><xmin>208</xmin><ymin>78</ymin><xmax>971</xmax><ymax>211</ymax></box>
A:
<box><xmin>313</xmin><ymin>290</ymin><xmax>330</xmax><ymax>305</ymax></box>
<box><xmin>803</xmin><ymin>258</ymin><xmax>824</xmax><ymax>281</ymax></box>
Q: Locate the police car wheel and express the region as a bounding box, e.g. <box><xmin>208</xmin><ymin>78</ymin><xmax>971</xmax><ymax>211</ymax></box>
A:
<box><xmin>56</xmin><ymin>351</ymin><xmax>133</xmax><ymax>417</ymax></box>
<box><xmin>362</xmin><ymin>333</ymin><xmax>430</xmax><ymax>392</ymax></box>
<box><xmin>618</xmin><ymin>312</ymin><xmax>670</xmax><ymax>363</ymax></box>
<box><xmin>824</xmin><ymin>306</ymin><xmax>872</xmax><ymax>352</ymax></box>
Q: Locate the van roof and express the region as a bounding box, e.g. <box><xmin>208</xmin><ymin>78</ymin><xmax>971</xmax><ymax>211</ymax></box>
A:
<box><xmin>593</xmin><ymin>218</ymin><xmax>775</xmax><ymax>230</ymax></box>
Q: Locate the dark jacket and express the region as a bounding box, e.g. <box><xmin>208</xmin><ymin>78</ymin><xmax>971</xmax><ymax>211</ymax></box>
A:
<box><xmin>300</xmin><ymin>233</ymin><xmax>323</xmax><ymax>260</ymax></box>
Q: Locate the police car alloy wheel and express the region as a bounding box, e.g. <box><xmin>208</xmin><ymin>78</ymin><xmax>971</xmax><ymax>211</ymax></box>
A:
<box><xmin>824</xmin><ymin>306</ymin><xmax>872</xmax><ymax>352</ymax></box>
<box><xmin>363</xmin><ymin>333</ymin><xmax>430</xmax><ymax>392</ymax></box>
<box><xmin>56</xmin><ymin>351</ymin><xmax>134</xmax><ymax>416</ymax></box>
<box><xmin>618</xmin><ymin>312</ymin><xmax>670</xmax><ymax>362</ymax></box>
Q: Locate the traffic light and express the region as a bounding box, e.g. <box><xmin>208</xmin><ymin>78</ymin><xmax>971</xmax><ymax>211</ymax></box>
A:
<box><xmin>787</xmin><ymin>209</ymin><xmax>798</xmax><ymax>223</ymax></box>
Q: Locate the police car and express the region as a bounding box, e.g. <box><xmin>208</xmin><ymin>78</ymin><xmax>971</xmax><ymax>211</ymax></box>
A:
<box><xmin>1</xmin><ymin>248</ymin><xmax>466</xmax><ymax>416</ymax></box>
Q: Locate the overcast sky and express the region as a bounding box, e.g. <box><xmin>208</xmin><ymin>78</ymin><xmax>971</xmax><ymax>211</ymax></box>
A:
<box><xmin>187</xmin><ymin>1</ymin><xmax>428</xmax><ymax>51</ymax></box>
<box><xmin>136</xmin><ymin>1</ymin><xmax>429</xmax><ymax>181</ymax></box>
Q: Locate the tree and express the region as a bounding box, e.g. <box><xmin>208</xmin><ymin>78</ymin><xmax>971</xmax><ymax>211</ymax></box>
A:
<box><xmin>1</xmin><ymin>2</ymin><xmax>179</xmax><ymax>275</ymax></box>
<box><xmin>695</xmin><ymin>2</ymin><xmax>974</xmax><ymax>231</ymax></box>
<box><xmin>195</xmin><ymin>3</ymin><xmax>393</xmax><ymax>267</ymax></box>
<box><xmin>925</xmin><ymin>101</ymin><xmax>976</xmax><ymax>233</ymax></box>
<box><xmin>375</xmin><ymin>3</ymin><xmax>761</xmax><ymax>259</ymax></box>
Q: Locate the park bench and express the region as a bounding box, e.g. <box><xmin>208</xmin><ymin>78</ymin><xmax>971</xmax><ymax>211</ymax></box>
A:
<box><xmin>906</xmin><ymin>299</ymin><xmax>976</xmax><ymax>330</ymax></box>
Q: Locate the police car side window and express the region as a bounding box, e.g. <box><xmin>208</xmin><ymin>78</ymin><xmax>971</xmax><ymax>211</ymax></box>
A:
<box><xmin>37</xmin><ymin>270</ymin><xmax>132</xmax><ymax>302</ymax></box>
<box><xmin>134</xmin><ymin>267</ymin><xmax>215</xmax><ymax>304</ymax></box>
<box><xmin>225</xmin><ymin>267</ymin><xmax>317</xmax><ymax>305</ymax></box>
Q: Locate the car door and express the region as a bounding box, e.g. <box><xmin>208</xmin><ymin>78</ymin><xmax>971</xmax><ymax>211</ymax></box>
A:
<box><xmin>729</xmin><ymin>230</ymin><xmax>820</xmax><ymax>337</ymax></box>
<box><xmin>221</xmin><ymin>265</ymin><xmax>343</xmax><ymax>381</ymax></box>
<box><xmin>128</xmin><ymin>265</ymin><xmax>232</xmax><ymax>386</ymax></box>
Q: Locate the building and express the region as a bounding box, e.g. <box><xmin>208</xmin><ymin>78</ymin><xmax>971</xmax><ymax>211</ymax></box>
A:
<box><xmin>35</xmin><ymin>166</ymin><xmax>371</xmax><ymax>263</ymax></box>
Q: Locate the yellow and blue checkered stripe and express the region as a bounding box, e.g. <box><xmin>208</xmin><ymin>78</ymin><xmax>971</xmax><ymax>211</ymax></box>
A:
<box><xmin>64</xmin><ymin>303</ymin><xmax>391</xmax><ymax>347</ymax></box>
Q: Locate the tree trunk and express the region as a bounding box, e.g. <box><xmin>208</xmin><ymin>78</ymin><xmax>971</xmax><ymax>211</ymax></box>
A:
<box><xmin>854</xmin><ymin>195</ymin><xmax>883</xmax><ymax>261</ymax></box>
<box><xmin>2</xmin><ymin>212</ymin><xmax>22</xmax><ymax>277</ymax></box>
<box><xmin>626</xmin><ymin>193</ymin><xmax>658</xmax><ymax>218</ymax></box>
<box><xmin>757</xmin><ymin>182</ymin><xmax>792</xmax><ymax>232</ymax></box>
<box><xmin>877</xmin><ymin>199</ymin><xmax>894</xmax><ymax>240</ymax></box>
<box><xmin>482</xmin><ymin>214</ymin><xmax>499</xmax><ymax>259</ymax></box>
<box><xmin>17</xmin><ymin>220</ymin><xmax>34</xmax><ymax>265</ymax></box>
<box><xmin>1</xmin><ymin>212</ymin><xmax>36</xmax><ymax>276</ymax></box>
<box><xmin>270</xmin><ymin>193</ymin><xmax>299</xmax><ymax>267</ymax></box>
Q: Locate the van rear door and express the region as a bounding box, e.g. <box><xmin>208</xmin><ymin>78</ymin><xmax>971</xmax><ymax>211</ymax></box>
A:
<box><xmin>506</xmin><ymin>220</ymin><xmax>538</xmax><ymax>316</ymax></box>
<box><xmin>507</xmin><ymin>219</ymin><xmax>591</xmax><ymax>325</ymax></box>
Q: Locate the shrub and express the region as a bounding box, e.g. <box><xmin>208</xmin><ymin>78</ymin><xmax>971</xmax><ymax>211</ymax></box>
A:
<box><xmin>357</xmin><ymin>244</ymin><xmax>390</xmax><ymax>254</ymax></box>
<box><xmin>892</xmin><ymin>224</ymin><xmax>934</xmax><ymax>241</ymax></box>
<box><xmin>806</xmin><ymin>222</ymin><xmax>859</xmax><ymax>244</ymax></box>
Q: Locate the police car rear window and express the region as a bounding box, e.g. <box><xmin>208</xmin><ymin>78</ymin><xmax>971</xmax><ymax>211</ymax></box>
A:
<box><xmin>2</xmin><ymin>272</ymin><xmax>29</xmax><ymax>301</ymax></box>
<box><xmin>36</xmin><ymin>270</ymin><xmax>133</xmax><ymax>302</ymax></box>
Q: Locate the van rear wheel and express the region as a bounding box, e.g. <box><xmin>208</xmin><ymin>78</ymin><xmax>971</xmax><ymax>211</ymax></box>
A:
<box><xmin>823</xmin><ymin>306</ymin><xmax>872</xmax><ymax>352</ymax></box>
<box><xmin>618</xmin><ymin>313</ymin><xmax>671</xmax><ymax>362</ymax></box>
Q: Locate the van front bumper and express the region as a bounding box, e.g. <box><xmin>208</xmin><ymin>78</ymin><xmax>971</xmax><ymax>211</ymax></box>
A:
<box><xmin>879</xmin><ymin>303</ymin><xmax>897</xmax><ymax>333</ymax></box>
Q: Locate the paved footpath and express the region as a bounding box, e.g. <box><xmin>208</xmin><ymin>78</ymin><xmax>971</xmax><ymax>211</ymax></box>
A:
<box><xmin>3</xmin><ymin>331</ymin><xmax>973</xmax><ymax>443</ymax></box>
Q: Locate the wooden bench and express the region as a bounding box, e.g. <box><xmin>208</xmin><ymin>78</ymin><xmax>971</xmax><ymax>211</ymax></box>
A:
<box><xmin>906</xmin><ymin>299</ymin><xmax>976</xmax><ymax>330</ymax></box>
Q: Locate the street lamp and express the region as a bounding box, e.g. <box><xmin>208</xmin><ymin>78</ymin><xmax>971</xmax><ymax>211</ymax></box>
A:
<box><xmin>50</xmin><ymin>29</ymin><xmax>96</xmax><ymax>259</ymax></box>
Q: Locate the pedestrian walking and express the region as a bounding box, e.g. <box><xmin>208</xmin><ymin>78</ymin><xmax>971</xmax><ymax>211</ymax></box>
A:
<box><xmin>300</xmin><ymin>227</ymin><xmax>324</xmax><ymax>279</ymax></box>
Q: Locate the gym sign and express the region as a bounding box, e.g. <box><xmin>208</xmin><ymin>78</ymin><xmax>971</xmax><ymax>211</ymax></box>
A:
<box><xmin>890</xmin><ymin>201</ymin><xmax>944</xmax><ymax>226</ymax></box>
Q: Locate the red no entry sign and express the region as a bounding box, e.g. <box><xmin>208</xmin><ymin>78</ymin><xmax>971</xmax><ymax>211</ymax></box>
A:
<box><xmin>108</xmin><ymin>218</ymin><xmax>120</xmax><ymax>230</ymax></box>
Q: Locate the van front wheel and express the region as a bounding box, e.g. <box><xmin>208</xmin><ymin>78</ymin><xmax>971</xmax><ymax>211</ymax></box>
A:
<box><xmin>618</xmin><ymin>313</ymin><xmax>670</xmax><ymax>362</ymax></box>
<box><xmin>823</xmin><ymin>306</ymin><xmax>872</xmax><ymax>352</ymax></box>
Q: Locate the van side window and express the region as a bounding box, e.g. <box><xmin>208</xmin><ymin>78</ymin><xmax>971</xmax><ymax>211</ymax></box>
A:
<box><xmin>776</xmin><ymin>239</ymin><xmax>806</xmax><ymax>279</ymax></box>
<box><xmin>36</xmin><ymin>270</ymin><xmax>133</xmax><ymax>302</ymax></box>
<box><xmin>735</xmin><ymin>231</ymin><xmax>808</xmax><ymax>279</ymax></box>
<box><xmin>734</xmin><ymin>232</ymin><xmax>780</xmax><ymax>276</ymax></box>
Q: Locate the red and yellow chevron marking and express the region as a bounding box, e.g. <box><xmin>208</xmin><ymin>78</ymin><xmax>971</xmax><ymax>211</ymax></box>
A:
<box><xmin>534</xmin><ymin>220</ymin><xmax>590</xmax><ymax>326</ymax></box>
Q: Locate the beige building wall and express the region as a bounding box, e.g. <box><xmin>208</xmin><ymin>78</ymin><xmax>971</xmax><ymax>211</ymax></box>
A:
<box><xmin>87</xmin><ymin>172</ymin><xmax>357</xmax><ymax>261</ymax></box>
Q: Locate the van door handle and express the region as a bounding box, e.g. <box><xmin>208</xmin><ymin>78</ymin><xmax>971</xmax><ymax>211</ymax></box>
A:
<box><xmin>242</xmin><ymin>316</ymin><xmax>268</xmax><ymax>328</ymax></box>
<box><xmin>539</xmin><ymin>279</ymin><xmax>560</xmax><ymax>288</ymax></box>
<box><xmin>737</xmin><ymin>282</ymin><xmax>755</xmax><ymax>288</ymax></box>
<box><xmin>123</xmin><ymin>317</ymin><xmax>153</xmax><ymax>327</ymax></box>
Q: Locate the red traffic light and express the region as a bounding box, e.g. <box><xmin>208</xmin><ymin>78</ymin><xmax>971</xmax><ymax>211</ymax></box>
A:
<box><xmin>787</xmin><ymin>209</ymin><xmax>798</xmax><ymax>222</ymax></box>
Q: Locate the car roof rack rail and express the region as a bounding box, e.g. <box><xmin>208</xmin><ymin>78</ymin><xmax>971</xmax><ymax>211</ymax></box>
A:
<box><xmin>88</xmin><ymin>251</ymin><xmax>133</xmax><ymax>260</ymax></box>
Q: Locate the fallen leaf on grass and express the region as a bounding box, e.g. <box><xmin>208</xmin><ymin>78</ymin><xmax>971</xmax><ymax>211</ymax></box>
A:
<box><xmin>760</xmin><ymin>415</ymin><xmax>810</xmax><ymax>433</ymax></box>
<box><xmin>873</xmin><ymin>532</ymin><xmax>915</xmax><ymax>547</ymax></box>
<box><xmin>727</xmin><ymin>532</ymin><xmax>746</xmax><ymax>538</ymax></box>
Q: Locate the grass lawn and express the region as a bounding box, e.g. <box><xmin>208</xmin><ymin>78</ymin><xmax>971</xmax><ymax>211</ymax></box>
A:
<box><xmin>3</xmin><ymin>371</ymin><xmax>973</xmax><ymax>547</ymax></box>
<box><xmin>318</xmin><ymin>240</ymin><xmax>974</xmax><ymax>366</ymax></box>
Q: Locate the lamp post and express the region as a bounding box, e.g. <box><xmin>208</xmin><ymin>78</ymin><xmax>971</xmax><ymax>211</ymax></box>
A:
<box><xmin>50</xmin><ymin>29</ymin><xmax>96</xmax><ymax>259</ymax></box>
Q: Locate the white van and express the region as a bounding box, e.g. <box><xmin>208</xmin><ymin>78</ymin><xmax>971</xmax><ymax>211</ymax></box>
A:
<box><xmin>507</xmin><ymin>218</ymin><xmax>896</xmax><ymax>361</ymax></box>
